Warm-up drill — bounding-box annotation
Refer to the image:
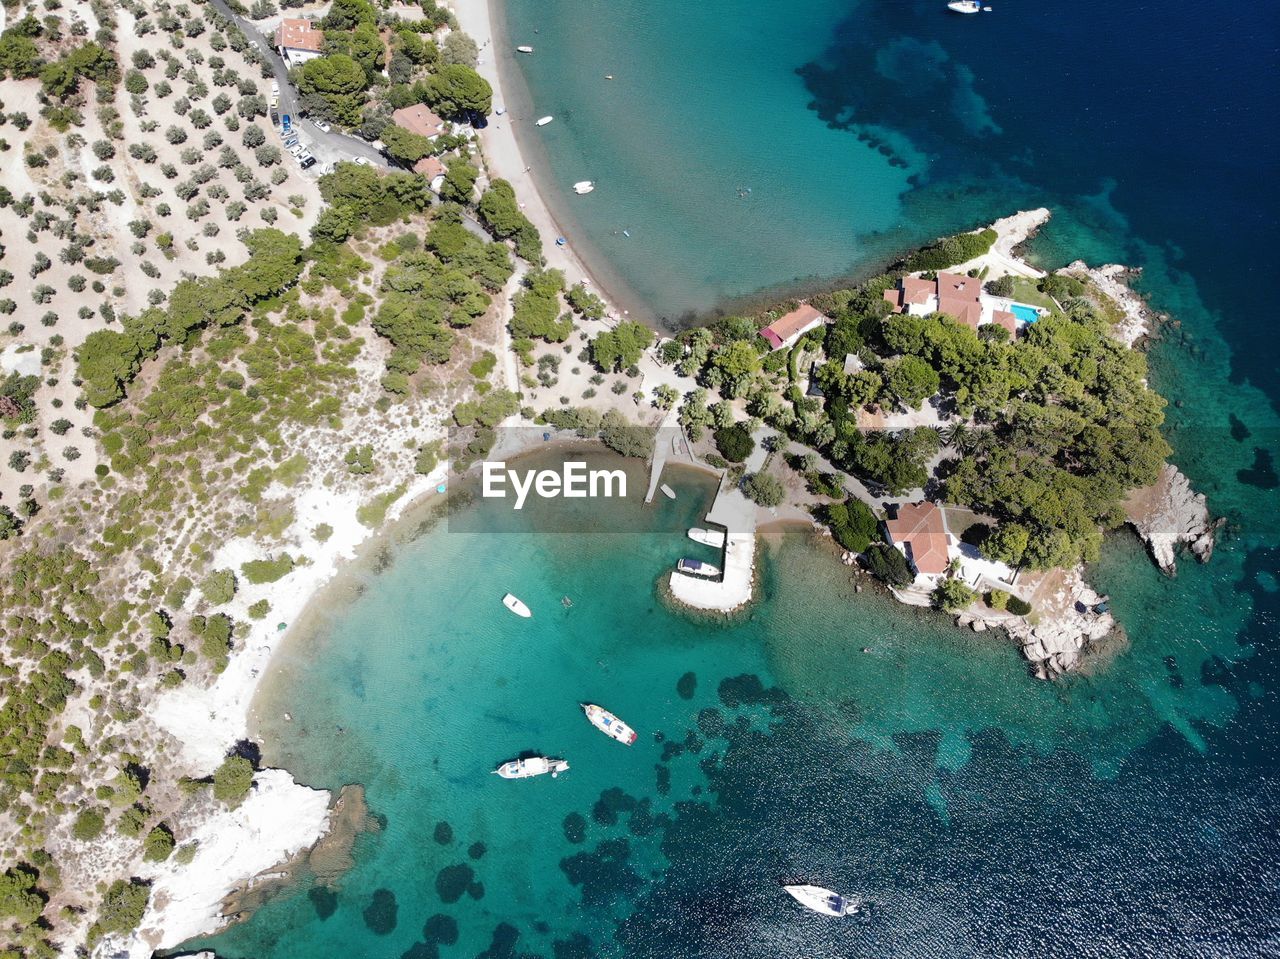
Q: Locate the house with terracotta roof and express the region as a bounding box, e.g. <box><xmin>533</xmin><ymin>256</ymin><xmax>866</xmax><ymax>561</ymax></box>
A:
<box><xmin>884</xmin><ymin>501</ymin><xmax>953</xmax><ymax>579</ymax></box>
<box><xmin>274</xmin><ymin>18</ymin><xmax>325</xmax><ymax>67</ymax></box>
<box><xmin>391</xmin><ymin>104</ymin><xmax>448</xmax><ymax>141</ymax></box>
<box><xmin>882</xmin><ymin>273</ymin><xmax>1046</xmax><ymax>335</ymax></box>
<box><xmin>759</xmin><ymin>304</ymin><xmax>829</xmax><ymax>351</ymax></box>
<box><xmin>413</xmin><ymin>154</ymin><xmax>448</xmax><ymax>191</ymax></box>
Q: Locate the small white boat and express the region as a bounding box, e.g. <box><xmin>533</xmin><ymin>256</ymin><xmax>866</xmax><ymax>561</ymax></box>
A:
<box><xmin>946</xmin><ymin>0</ymin><xmax>982</xmax><ymax>12</ymax></box>
<box><xmin>677</xmin><ymin>558</ymin><xmax>720</xmax><ymax>578</ymax></box>
<box><xmin>688</xmin><ymin>527</ymin><xmax>726</xmax><ymax>548</ymax></box>
<box><xmin>660</xmin><ymin>483</ymin><xmax>676</xmax><ymax>500</ymax></box>
<box><xmin>783</xmin><ymin>884</ymin><xmax>862</xmax><ymax>917</ymax></box>
<box><xmin>502</xmin><ymin>593</ymin><xmax>532</xmax><ymax>618</ymax></box>
<box><xmin>493</xmin><ymin>756</ymin><xmax>569</xmax><ymax>779</ymax></box>
<box><xmin>516</xmin><ymin>45</ymin><xmax>534</xmax><ymax>53</ymax></box>
<box><xmin>573</xmin><ymin>180</ymin><xmax>595</xmax><ymax>195</ymax></box>
<box><xmin>581</xmin><ymin>703</ymin><xmax>638</xmax><ymax>745</ymax></box>
<box><xmin>535</xmin><ymin>116</ymin><xmax>554</xmax><ymax>126</ymax></box>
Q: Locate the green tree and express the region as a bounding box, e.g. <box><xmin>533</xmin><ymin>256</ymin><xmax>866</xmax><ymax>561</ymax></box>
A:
<box><xmin>0</xmin><ymin>865</ymin><xmax>45</xmax><ymax>926</ymax></box>
<box><xmin>440</xmin><ymin>157</ymin><xmax>479</xmax><ymax>204</ymax></box>
<box><xmin>864</xmin><ymin>543</ymin><xmax>914</xmax><ymax>587</ymax></box>
<box><xmin>200</xmin><ymin>569</ymin><xmax>237</xmax><ymax>605</ymax></box>
<box><xmin>213</xmin><ymin>756</ymin><xmax>255</xmax><ymax>806</ymax></box>
<box><xmin>478</xmin><ymin>180</ymin><xmax>541</xmax><ymax>260</ymax></box>
<box><xmin>885</xmin><ymin>355</ymin><xmax>940</xmax><ymax>409</ymax></box>
<box><xmin>381</xmin><ymin>123</ymin><xmax>433</xmax><ymax>164</ymax></box>
<box><xmin>708</xmin><ymin>340</ymin><xmax>761</xmax><ymax>397</ymax></box>
<box><xmin>73</xmin><ymin>808</ymin><xmax>106</xmax><ymax>841</ymax></box>
<box><xmin>743</xmin><ymin>471</ymin><xmax>784</xmax><ymax>507</ymax></box>
<box><xmin>713</xmin><ymin>423</ymin><xmax>755</xmax><ymax>463</ymax></box>
<box><xmin>424</xmin><ymin>63</ymin><xmax>493</xmax><ymax>118</ymax></box>
<box><xmin>88</xmin><ymin>880</ymin><xmax>149</xmax><ymax>945</ymax></box>
<box><xmin>823</xmin><ymin>497</ymin><xmax>879</xmax><ymax>552</ymax></box>
<box><xmin>591</xmin><ymin>321</ymin><xmax>653</xmax><ymax>372</ymax></box>
<box><xmin>143</xmin><ymin>824</ymin><xmax>176</xmax><ymax>862</ymax></box>
<box><xmin>294</xmin><ymin>54</ymin><xmax>368</xmax><ymax>126</ymax></box>
<box><xmin>932</xmin><ymin>577</ymin><xmax>977</xmax><ymax>612</ymax></box>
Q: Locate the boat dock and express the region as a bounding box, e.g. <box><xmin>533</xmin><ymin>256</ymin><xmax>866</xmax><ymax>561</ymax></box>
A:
<box><xmin>670</xmin><ymin>477</ymin><xmax>756</xmax><ymax>613</ymax></box>
<box><xmin>645</xmin><ymin>410</ymin><xmax>687</xmax><ymax>504</ymax></box>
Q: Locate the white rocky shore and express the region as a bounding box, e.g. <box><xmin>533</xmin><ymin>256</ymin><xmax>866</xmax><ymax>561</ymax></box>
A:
<box><xmin>1063</xmin><ymin>261</ymin><xmax>1155</xmax><ymax>348</ymax></box>
<box><xmin>1125</xmin><ymin>463</ymin><xmax>1220</xmax><ymax>575</ymax></box>
<box><xmin>101</xmin><ymin>771</ymin><xmax>332</xmax><ymax>959</ymax></box>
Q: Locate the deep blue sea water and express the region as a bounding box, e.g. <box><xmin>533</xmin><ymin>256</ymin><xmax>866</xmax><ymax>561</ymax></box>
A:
<box><xmin>194</xmin><ymin>0</ymin><xmax>1280</xmax><ymax>956</ymax></box>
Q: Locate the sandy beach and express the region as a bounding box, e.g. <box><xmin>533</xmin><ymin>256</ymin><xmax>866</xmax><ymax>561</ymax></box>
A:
<box><xmin>452</xmin><ymin>0</ymin><xmax>638</xmax><ymax>319</ymax></box>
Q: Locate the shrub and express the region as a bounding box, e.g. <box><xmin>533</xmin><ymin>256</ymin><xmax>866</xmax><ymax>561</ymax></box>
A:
<box><xmin>824</xmin><ymin>497</ymin><xmax>879</xmax><ymax>553</ymax></box>
<box><xmin>1007</xmin><ymin>595</ymin><xmax>1033</xmax><ymax>616</ymax></box>
<box><xmin>200</xmin><ymin>569</ymin><xmax>237</xmax><ymax>605</ymax></box>
<box><xmin>864</xmin><ymin>543</ymin><xmax>914</xmax><ymax>588</ymax></box>
<box><xmin>985</xmin><ymin>275</ymin><xmax>1015</xmax><ymax>297</ymax></box>
<box><xmin>932</xmin><ymin>577</ymin><xmax>977</xmax><ymax>612</ymax></box>
<box><xmin>986</xmin><ymin>588</ymin><xmax>1010</xmax><ymax>610</ymax></box>
<box><xmin>73</xmin><ymin>808</ymin><xmax>106</xmax><ymax>841</ymax></box>
<box><xmin>713</xmin><ymin>422</ymin><xmax>754</xmax><ymax>463</ymax></box>
<box><xmin>212</xmin><ymin>756</ymin><xmax>254</xmax><ymax>805</ymax></box>
<box><xmin>241</xmin><ymin>554</ymin><xmax>295</xmax><ymax>584</ymax></box>
<box><xmin>142</xmin><ymin>824</ymin><xmax>175</xmax><ymax>862</ymax></box>
<box><xmin>902</xmin><ymin>228</ymin><xmax>997</xmax><ymax>272</ymax></box>
<box><xmin>743</xmin><ymin>471</ymin><xmax>784</xmax><ymax>507</ymax></box>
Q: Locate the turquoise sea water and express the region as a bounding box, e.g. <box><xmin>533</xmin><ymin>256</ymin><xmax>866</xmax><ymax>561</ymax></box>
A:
<box><xmin>195</xmin><ymin>0</ymin><xmax>1279</xmax><ymax>955</ymax></box>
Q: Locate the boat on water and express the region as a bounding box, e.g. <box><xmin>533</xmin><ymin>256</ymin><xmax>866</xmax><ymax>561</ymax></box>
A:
<box><xmin>493</xmin><ymin>756</ymin><xmax>569</xmax><ymax>779</ymax></box>
<box><xmin>573</xmin><ymin>180</ymin><xmax>595</xmax><ymax>195</ymax></box>
<box><xmin>946</xmin><ymin>0</ymin><xmax>985</xmax><ymax>12</ymax></box>
<box><xmin>581</xmin><ymin>703</ymin><xmax>638</xmax><ymax>745</ymax></box>
<box><xmin>783</xmin><ymin>884</ymin><xmax>862</xmax><ymax>917</ymax></box>
<box><xmin>677</xmin><ymin>558</ymin><xmax>720</xmax><ymax>578</ymax></box>
<box><xmin>660</xmin><ymin>483</ymin><xmax>676</xmax><ymax>500</ymax></box>
<box><xmin>516</xmin><ymin>45</ymin><xmax>534</xmax><ymax>53</ymax></box>
<box><xmin>502</xmin><ymin>593</ymin><xmax>532</xmax><ymax>618</ymax></box>
<box><xmin>535</xmin><ymin>116</ymin><xmax>554</xmax><ymax>126</ymax></box>
<box><xmin>688</xmin><ymin>527</ymin><xmax>726</xmax><ymax>548</ymax></box>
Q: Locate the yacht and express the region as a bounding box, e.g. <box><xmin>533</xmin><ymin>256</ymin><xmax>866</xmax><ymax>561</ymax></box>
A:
<box><xmin>536</xmin><ymin>116</ymin><xmax>554</xmax><ymax>126</ymax></box>
<box><xmin>493</xmin><ymin>756</ymin><xmax>568</xmax><ymax>779</ymax></box>
<box><xmin>677</xmin><ymin>558</ymin><xmax>720</xmax><ymax>578</ymax></box>
<box><xmin>688</xmin><ymin>527</ymin><xmax>726</xmax><ymax>548</ymax></box>
<box><xmin>502</xmin><ymin>593</ymin><xmax>532</xmax><ymax>618</ymax></box>
<box><xmin>947</xmin><ymin>1</ymin><xmax>983</xmax><ymax>12</ymax></box>
<box><xmin>573</xmin><ymin>181</ymin><xmax>595</xmax><ymax>195</ymax></box>
<box><xmin>783</xmin><ymin>884</ymin><xmax>862</xmax><ymax>917</ymax></box>
<box><xmin>516</xmin><ymin>45</ymin><xmax>535</xmax><ymax>53</ymax></box>
<box><xmin>581</xmin><ymin>703</ymin><xmax>638</xmax><ymax>745</ymax></box>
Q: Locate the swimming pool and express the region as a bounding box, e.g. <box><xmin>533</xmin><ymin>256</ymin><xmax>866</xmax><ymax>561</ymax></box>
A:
<box><xmin>1009</xmin><ymin>303</ymin><xmax>1041</xmax><ymax>323</ymax></box>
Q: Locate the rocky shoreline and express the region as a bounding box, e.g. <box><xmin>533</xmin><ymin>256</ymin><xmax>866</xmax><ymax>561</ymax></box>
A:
<box><xmin>1125</xmin><ymin>463</ymin><xmax>1221</xmax><ymax>576</ymax></box>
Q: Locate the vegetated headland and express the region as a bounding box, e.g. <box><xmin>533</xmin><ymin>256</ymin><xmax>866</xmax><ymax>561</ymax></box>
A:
<box><xmin>0</xmin><ymin>0</ymin><xmax>1215</xmax><ymax>955</ymax></box>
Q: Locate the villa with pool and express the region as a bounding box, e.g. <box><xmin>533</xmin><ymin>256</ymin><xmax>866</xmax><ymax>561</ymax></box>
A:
<box><xmin>882</xmin><ymin>271</ymin><xmax>1047</xmax><ymax>335</ymax></box>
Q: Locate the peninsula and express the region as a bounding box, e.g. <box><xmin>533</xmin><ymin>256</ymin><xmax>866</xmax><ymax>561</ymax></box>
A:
<box><xmin>0</xmin><ymin>0</ymin><xmax>1215</xmax><ymax>955</ymax></box>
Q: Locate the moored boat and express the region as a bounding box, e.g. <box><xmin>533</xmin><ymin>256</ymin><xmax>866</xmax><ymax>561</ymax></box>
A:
<box><xmin>573</xmin><ymin>180</ymin><xmax>595</xmax><ymax>195</ymax></box>
<box><xmin>502</xmin><ymin>593</ymin><xmax>532</xmax><ymax>617</ymax></box>
<box><xmin>946</xmin><ymin>0</ymin><xmax>982</xmax><ymax>12</ymax></box>
<box><xmin>581</xmin><ymin>703</ymin><xmax>638</xmax><ymax>745</ymax></box>
<box><xmin>783</xmin><ymin>884</ymin><xmax>861</xmax><ymax>916</ymax></box>
<box><xmin>536</xmin><ymin>116</ymin><xmax>554</xmax><ymax>126</ymax></box>
<box><xmin>493</xmin><ymin>756</ymin><xmax>569</xmax><ymax>779</ymax></box>
<box><xmin>516</xmin><ymin>45</ymin><xmax>534</xmax><ymax>53</ymax></box>
<box><xmin>688</xmin><ymin>527</ymin><xmax>726</xmax><ymax>548</ymax></box>
<box><xmin>677</xmin><ymin>558</ymin><xmax>720</xmax><ymax>578</ymax></box>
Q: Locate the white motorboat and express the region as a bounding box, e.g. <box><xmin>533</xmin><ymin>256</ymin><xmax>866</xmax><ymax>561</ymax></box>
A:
<box><xmin>493</xmin><ymin>756</ymin><xmax>568</xmax><ymax>779</ymax></box>
<box><xmin>677</xmin><ymin>558</ymin><xmax>720</xmax><ymax>578</ymax></box>
<box><xmin>947</xmin><ymin>1</ymin><xmax>982</xmax><ymax>12</ymax></box>
<box><xmin>516</xmin><ymin>45</ymin><xmax>535</xmax><ymax>53</ymax></box>
<box><xmin>783</xmin><ymin>884</ymin><xmax>861</xmax><ymax>917</ymax></box>
<box><xmin>688</xmin><ymin>527</ymin><xmax>726</xmax><ymax>548</ymax></box>
<box><xmin>573</xmin><ymin>181</ymin><xmax>595</xmax><ymax>195</ymax></box>
<box><xmin>502</xmin><ymin>593</ymin><xmax>532</xmax><ymax>618</ymax></box>
<box><xmin>581</xmin><ymin>703</ymin><xmax>638</xmax><ymax>745</ymax></box>
<box><xmin>536</xmin><ymin>116</ymin><xmax>554</xmax><ymax>126</ymax></box>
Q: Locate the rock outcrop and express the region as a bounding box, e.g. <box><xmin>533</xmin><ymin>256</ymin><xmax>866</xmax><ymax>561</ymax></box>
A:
<box><xmin>1001</xmin><ymin>569</ymin><xmax>1116</xmax><ymax>679</ymax></box>
<box><xmin>1061</xmin><ymin>261</ymin><xmax>1154</xmax><ymax>348</ymax></box>
<box><xmin>1125</xmin><ymin>463</ymin><xmax>1220</xmax><ymax>575</ymax></box>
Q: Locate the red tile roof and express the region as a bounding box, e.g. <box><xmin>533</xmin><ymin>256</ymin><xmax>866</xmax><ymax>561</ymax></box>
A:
<box><xmin>760</xmin><ymin>304</ymin><xmax>826</xmax><ymax>350</ymax></box>
<box><xmin>901</xmin><ymin>275</ymin><xmax>935</xmax><ymax>305</ymax></box>
<box><xmin>992</xmin><ymin>310</ymin><xmax>1018</xmax><ymax>335</ymax></box>
<box><xmin>414</xmin><ymin>155</ymin><xmax>447</xmax><ymax>179</ymax></box>
<box><xmin>275</xmin><ymin>18</ymin><xmax>324</xmax><ymax>53</ymax></box>
<box><xmin>885</xmin><ymin>501</ymin><xmax>950</xmax><ymax>576</ymax></box>
<box><xmin>936</xmin><ymin>271</ymin><xmax>982</xmax><ymax>329</ymax></box>
<box><xmin>391</xmin><ymin>104</ymin><xmax>447</xmax><ymax>140</ymax></box>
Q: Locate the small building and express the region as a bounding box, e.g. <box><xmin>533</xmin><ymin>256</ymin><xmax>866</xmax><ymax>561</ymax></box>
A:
<box><xmin>991</xmin><ymin>309</ymin><xmax>1018</xmax><ymax>337</ymax></box>
<box><xmin>884</xmin><ymin>501</ymin><xmax>953</xmax><ymax>578</ymax></box>
<box><xmin>935</xmin><ymin>271</ymin><xmax>983</xmax><ymax>330</ymax></box>
<box><xmin>391</xmin><ymin>104</ymin><xmax>448</xmax><ymax>141</ymax></box>
<box><xmin>759</xmin><ymin>304</ymin><xmax>828</xmax><ymax>351</ymax></box>
<box><xmin>274</xmin><ymin>18</ymin><xmax>325</xmax><ymax>67</ymax></box>
<box><xmin>413</xmin><ymin>154</ymin><xmax>448</xmax><ymax>192</ymax></box>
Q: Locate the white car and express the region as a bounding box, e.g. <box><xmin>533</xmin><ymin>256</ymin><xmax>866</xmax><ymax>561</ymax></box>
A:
<box><xmin>288</xmin><ymin>143</ymin><xmax>305</xmax><ymax>157</ymax></box>
<box><xmin>354</xmin><ymin>157</ymin><xmax>372</xmax><ymax>166</ymax></box>
<box><xmin>312</xmin><ymin>119</ymin><xmax>331</xmax><ymax>133</ymax></box>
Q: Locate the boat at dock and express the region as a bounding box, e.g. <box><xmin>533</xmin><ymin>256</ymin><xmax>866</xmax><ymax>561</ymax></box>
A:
<box><xmin>688</xmin><ymin>527</ymin><xmax>726</xmax><ymax>548</ymax></box>
<box><xmin>536</xmin><ymin>116</ymin><xmax>554</xmax><ymax>126</ymax></box>
<box><xmin>502</xmin><ymin>593</ymin><xmax>532</xmax><ymax>618</ymax></box>
<box><xmin>581</xmin><ymin>703</ymin><xmax>637</xmax><ymax>745</ymax></box>
<box><xmin>677</xmin><ymin>558</ymin><xmax>720</xmax><ymax>578</ymax></box>
<box><xmin>516</xmin><ymin>45</ymin><xmax>534</xmax><ymax>53</ymax></box>
<box><xmin>660</xmin><ymin>483</ymin><xmax>676</xmax><ymax>499</ymax></box>
<box><xmin>573</xmin><ymin>181</ymin><xmax>595</xmax><ymax>195</ymax></box>
<box><xmin>783</xmin><ymin>884</ymin><xmax>862</xmax><ymax>916</ymax></box>
<box><xmin>493</xmin><ymin>756</ymin><xmax>568</xmax><ymax>779</ymax></box>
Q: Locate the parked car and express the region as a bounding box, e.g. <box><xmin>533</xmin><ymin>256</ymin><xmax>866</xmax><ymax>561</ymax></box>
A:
<box><xmin>281</xmin><ymin>114</ymin><xmax>292</xmax><ymax>133</ymax></box>
<box><xmin>288</xmin><ymin>143</ymin><xmax>305</xmax><ymax>157</ymax></box>
<box><xmin>271</xmin><ymin>110</ymin><xmax>280</xmax><ymax>127</ymax></box>
<box><xmin>299</xmin><ymin>154</ymin><xmax>317</xmax><ymax>170</ymax></box>
<box><xmin>354</xmin><ymin>157</ymin><xmax>372</xmax><ymax>167</ymax></box>
<box><xmin>312</xmin><ymin>119</ymin><xmax>331</xmax><ymax>133</ymax></box>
